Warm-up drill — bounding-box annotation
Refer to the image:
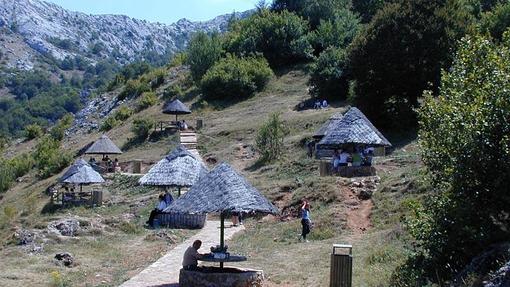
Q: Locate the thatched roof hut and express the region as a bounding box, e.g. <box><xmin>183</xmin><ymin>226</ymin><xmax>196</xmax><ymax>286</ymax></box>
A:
<box><xmin>167</xmin><ymin>162</ymin><xmax>278</xmax><ymax>254</ymax></box>
<box><xmin>167</xmin><ymin>162</ymin><xmax>278</xmax><ymax>215</ymax></box>
<box><xmin>60</xmin><ymin>159</ymin><xmax>105</xmax><ymax>185</ymax></box>
<box><xmin>317</xmin><ymin>107</ymin><xmax>391</xmax><ymax>148</ymax></box>
<box><xmin>138</xmin><ymin>145</ymin><xmax>207</xmax><ymax>188</ymax></box>
<box><xmin>85</xmin><ymin>135</ymin><xmax>122</xmax><ymax>156</ymax></box>
<box><xmin>313</xmin><ymin>112</ymin><xmax>343</xmax><ymax>139</ymax></box>
<box><xmin>163</xmin><ymin>99</ymin><xmax>191</xmax><ymax>121</ymax></box>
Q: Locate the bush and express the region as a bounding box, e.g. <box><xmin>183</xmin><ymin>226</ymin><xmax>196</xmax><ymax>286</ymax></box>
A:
<box><xmin>24</xmin><ymin>124</ymin><xmax>44</xmax><ymax>140</ymax></box>
<box><xmin>0</xmin><ymin>159</ymin><xmax>14</xmax><ymax>193</ymax></box>
<box><xmin>9</xmin><ymin>153</ymin><xmax>34</xmax><ymax>178</ymax></box>
<box><xmin>131</xmin><ymin>118</ymin><xmax>154</xmax><ymax>140</ymax></box>
<box><xmin>255</xmin><ymin>113</ymin><xmax>287</xmax><ymax>162</ymax></box>
<box><xmin>225</xmin><ymin>9</ymin><xmax>312</xmax><ymax>67</ymax></box>
<box><xmin>185</xmin><ymin>32</ymin><xmax>223</xmax><ymax>82</ymax></box>
<box><xmin>32</xmin><ymin>136</ymin><xmax>72</xmax><ymax>178</ymax></box>
<box><xmin>308</xmin><ymin>47</ymin><xmax>348</xmax><ymax>100</ymax></box>
<box><xmin>49</xmin><ymin>114</ymin><xmax>74</xmax><ymax>141</ymax></box>
<box><xmin>118</xmin><ymin>79</ymin><xmax>150</xmax><ymax>100</ymax></box>
<box><xmin>481</xmin><ymin>2</ymin><xmax>510</xmax><ymax>41</ymax></box>
<box><xmin>137</xmin><ymin>92</ymin><xmax>158</xmax><ymax>111</ymax></box>
<box><xmin>149</xmin><ymin>68</ymin><xmax>166</xmax><ymax>89</ymax></box>
<box><xmin>201</xmin><ymin>55</ymin><xmax>273</xmax><ymax>101</ymax></box>
<box><xmin>114</xmin><ymin>106</ymin><xmax>134</xmax><ymax>121</ymax></box>
<box><xmin>100</xmin><ymin>116</ymin><xmax>120</xmax><ymax>132</ymax></box>
<box><xmin>394</xmin><ymin>33</ymin><xmax>510</xmax><ymax>285</ymax></box>
<box><xmin>163</xmin><ymin>85</ymin><xmax>185</xmax><ymax>100</ymax></box>
<box><xmin>169</xmin><ymin>52</ymin><xmax>187</xmax><ymax>67</ymax></box>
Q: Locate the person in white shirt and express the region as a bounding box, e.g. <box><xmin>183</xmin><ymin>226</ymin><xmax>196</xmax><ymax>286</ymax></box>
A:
<box><xmin>321</xmin><ymin>99</ymin><xmax>328</xmax><ymax>109</ymax></box>
<box><xmin>338</xmin><ymin>150</ymin><xmax>350</xmax><ymax>166</ymax></box>
<box><xmin>147</xmin><ymin>194</ymin><xmax>167</xmax><ymax>227</ymax></box>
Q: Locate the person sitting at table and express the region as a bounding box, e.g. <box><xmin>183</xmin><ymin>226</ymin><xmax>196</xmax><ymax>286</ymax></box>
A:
<box><xmin>146</xmin><ymin>194</ymin><xmax>167</xmax><ymax>227</ymax></box>
<box><xmin>321</xmin><ymin>99</ymin><xmax>328</xmax><ymax>109</ymax></box>
<box><xmin>181</xmin><ymin>120</ymin><xmax>188</xmax><ymax>130</ymax></box>
<box><xmin>164</xmin><ymin>191</ymin><xmax>174</xmax><ymax>205</ymax></box>
<box><xmin>182</xmin><ymin>240</ymin><xmax>205</xmax><ymax>271</ymax></box>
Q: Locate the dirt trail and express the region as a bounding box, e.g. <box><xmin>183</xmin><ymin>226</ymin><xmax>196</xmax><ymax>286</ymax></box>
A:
<box><xmin>339</xmin><ymin>179</ymin><xmax>374</xmax><ymax>237</ymax></box>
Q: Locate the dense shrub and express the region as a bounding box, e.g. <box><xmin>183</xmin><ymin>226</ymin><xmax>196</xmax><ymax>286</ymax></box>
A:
<box><xmin>186</xmin><ymin>32</ymin><xmax>223</xmax><ymax>81</ymax></box>
<box><xmin>225</xmin><ymin>9</ymin><xmax>312</xmax><ymax>67</ymax></box>
<box><xmin>200</xmin><ymin>55</ymin><xmax>273</xmax><ymax>101</ymax></box>
<box><xmin>9</xmin><ymin>153</ymin><xmax>34</xmax><ymax>179</ymax></box>
<box><xmin>308</xmin><ymin>47</ymin><xmax>348</xmax><ymax>100</ymax></box>
<box><xmin>256</xmin><ymin>113</ymin><xmax>287</xmax><ymax>162</ymax></box>
<box><xmin>272</xmin><ymin>0</ymin><xmax>352</xmax><ymax>29</ymax></box>
<box><xmin>137</xmin><ymin>92</ymin><xmax>158</xmax><ymax>111</ymax></box>
<box><xmin>163</xmin><ymin>85</ymin><xmax>185</xmax><ymax>100</ymax></box>
<box><xmin>0</xmin><ymin>159</ymin><xmax>14</xmax><ymax>193</ymax></box>
<box><xmin>131</xmin><ymin>118</ymin><xmax>154</xmax><ymax>140</ymax></box>
<box><xmin>32</xmin><ymin>136</ymin><xmax>72</xmax><ymax>178</ymax></box>
<box><xmin>394</xmin><ymin>33</ymin><xmax>510</xmax><ymax>285</ymax></box>
<box><xmin>24</xmin><ymin>124</ymin><xmax>44</xmax><ymax>140</ymax></box>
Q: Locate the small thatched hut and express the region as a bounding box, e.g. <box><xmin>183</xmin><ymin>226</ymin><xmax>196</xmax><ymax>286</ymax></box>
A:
<box><xmin>138</xmin><ymin>145</ymin><xmax>207</xmax><ymax>194</ymax></box>
<box><xmin>60</xmin><ymin>159</ymin><xmax>105</xmax><ymax>191</ymax></box>
<box><xmin>85</xmin><ymin>135</ymin><xmax>122</xmax><ymax>158</ymax></box>
<box><xmin>162</xmin><ymin>99</ymin><xmax>191</xmax><ymax>121</ymax></box>
<box><xmin>167</xmin><ymin>162</ymin><xmax>278</xmax><ymax>261</ymax></box>
<box><xmin>316</xmin><ymin>107</ymin><xmax>391</xmax><ymax>158</ymax></box>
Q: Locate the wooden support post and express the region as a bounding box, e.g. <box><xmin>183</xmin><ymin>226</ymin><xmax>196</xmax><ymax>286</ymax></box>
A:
<box><xmin>220</xmin><ymin>212</ymin><xmax>225</xmax><ymax>269</ymax></box>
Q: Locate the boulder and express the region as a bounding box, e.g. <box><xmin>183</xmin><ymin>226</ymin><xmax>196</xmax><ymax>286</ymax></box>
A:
<box><xmin>48</xmin><ymin>218</ymin><xmax>80</xmax><ymax>237</ymax></box>
<box><xmin>54</xmin><ymin>252</ymin><xmax>75</xmax><ymax>267</ymax></box>
<box><xmin>14</xmin><ymin>228</ymin><xmax>35</xmax><ymax>245</ymax></box>
<box><xmin>358</xmin><ymin>189</ymin><xmax>373</xmax><ymax>200</ymax></box>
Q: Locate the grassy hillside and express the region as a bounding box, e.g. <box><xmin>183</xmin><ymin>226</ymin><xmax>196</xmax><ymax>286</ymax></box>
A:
<box><xmin>0</xmin><ymin>64</ymin><xmax>424</xmax><ymax>286</ymax></box>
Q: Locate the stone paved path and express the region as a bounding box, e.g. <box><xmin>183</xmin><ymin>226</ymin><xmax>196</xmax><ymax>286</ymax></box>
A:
<box><xmin>120</xmin><ymin>221</ymin><xmax>244</xmax><ymax>287</ymax></box>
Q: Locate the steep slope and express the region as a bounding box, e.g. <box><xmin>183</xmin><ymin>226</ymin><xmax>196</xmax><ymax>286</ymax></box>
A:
<box><xmin>0</xmin><ymin>0</ymin><xmax>250</xmax><ymax>69</ymax></box>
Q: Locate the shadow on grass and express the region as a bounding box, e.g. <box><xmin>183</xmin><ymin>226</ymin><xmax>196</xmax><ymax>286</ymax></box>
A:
<box><xmin>245</xmin><ymin>158</ymin><xmax>267</xmax><ymax>172</ymax></box>
<box><xmin>41</xmin><ymin>202</ymin><xmax>63</xmax><ymax>214</ymax></box>
<box><xmin>122</xmin><ymin>136</ymin><xmax>147</xmax><ymax>151</ymax></box>
<box><xmin>385</xmin><ymin>128</ymin><xmax>418</xmax><ymax>151</ymax></box>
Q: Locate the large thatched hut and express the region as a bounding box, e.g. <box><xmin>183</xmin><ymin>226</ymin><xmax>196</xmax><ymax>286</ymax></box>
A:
<box><xmin>162</xmin><ymin>99</ymin><xmax>191</xmax><ymax>121</ymax></box>
<box><xmin>85</xmin><ymin>135</ymin><xmax>122</xmax><ymax>158</ymax></box>
<box><xmin>316</xmin><ymin>107</ymin><xmax>391</xmax><ymax>158</ymax></box>
<box><xmin>138</xmin><ymin>145</ymin><xmax>207</xmax><ymax>194</ymax></box>
<box><xmin>167</xmin><ymin>162</ymin><xmax>278</xmax><ymax>262</ymax></box>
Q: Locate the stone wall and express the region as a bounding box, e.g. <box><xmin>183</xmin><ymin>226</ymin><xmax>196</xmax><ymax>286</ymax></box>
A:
<box><xmin>179</xmin><ymin>267</ymin><xmax>264</xmax><ymax>287</ymax></box>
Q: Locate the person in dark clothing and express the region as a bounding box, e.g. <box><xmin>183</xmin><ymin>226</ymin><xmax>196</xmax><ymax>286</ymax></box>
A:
<box><xmin>307</xmin><ymin>139</ymin><xmax>316</xmax><ymax>158</ymax></box>
<box><xmin>299</xmin><ymin>200</ymin><xmax>312</xmax><ymax>242</ymax></box>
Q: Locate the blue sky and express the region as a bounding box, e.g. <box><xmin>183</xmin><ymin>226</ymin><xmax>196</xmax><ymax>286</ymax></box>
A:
<box><xmin>45</xmin><ymin>0</ymin><xmax>258</xmax><ymax>24</ymax></box>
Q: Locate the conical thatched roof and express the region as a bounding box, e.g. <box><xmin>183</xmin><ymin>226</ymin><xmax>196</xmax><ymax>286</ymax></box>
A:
<box><xmin>165</xmin><ymin>162</ymin><xmax>279</xmax><ymax>215</ymax></box>
<box><xmin>85</xmin><ymin>135</ymin><xmax>122</xmax><ymax>155</ymax></box>
<box><xmin>60</xmin><ymin>159</ymin><xmax>105</xmax><ymax>184</ymax></box>
<box><xmin>162</xmin><ymin>99</ymin><xmax>191</xmax><ymax>115</ymax></box>
<box><xmin>317</xmin><ymin>107</ymin><xmax>392</xmax><ymax>147</ymax></box>
<box><xmin>313</xmin><ymin>112</ymin><xmax>343</xmax><ymax>139</ymax></box>
<box><xmin>138</xmin><ymin>145</ymin><xmax>207</xmax><ymax>187</ymax></box>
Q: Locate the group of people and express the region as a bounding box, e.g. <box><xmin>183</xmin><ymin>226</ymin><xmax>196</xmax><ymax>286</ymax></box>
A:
<box><xmin>146</xmin><ymin>192</ymin><xmax>174</xmax><ymax>227</ymax></box>
<box><xmin>177</xmin><ymin>120</ymin><xmax>188</xmax><ymax>131</ymax></box>
<box><xmin>89</xmin><ymin>156</ymin><xmax>120</xmax><ymax>173</ymax></box>
<box><xmin>331</xmin><ymin>146</ymin><xmax>374</xmax><ymax>172</ymax></box>
<box><xmin>313</xmin><ymin>99</ymin><xmax>329</xmax><ymax>110</ymax></box>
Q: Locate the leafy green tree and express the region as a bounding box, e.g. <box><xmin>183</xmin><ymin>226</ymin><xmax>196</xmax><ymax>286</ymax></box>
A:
<box><xmin>481</xmin><ymin>2</ymin><xmax>510</xmax><ymax>41</ymax></box>
<box><xmin>309</xmin><ymin>47</ymin><xmax>348</xmax><ymax>100</ymax></box>
<box><xmin>185</xmin><ymin>32</ymin><xmax>223</xmax><ymax>82</ymax></box>
<box><xmin>50</xmin><ymin>113</ymin><xmax>74</xmax><ymax>141</ymax></box>
<box><xmin>308</xmin><ymin>10</ymin><xmax>360</xmax><ymax>54</ymax></box>
<box><xmin>200</xmin><ymin>55</ymin><xmax>273</xmax><ymax>101</ymax></box>
<box><xmin>225</xmin><ymin>9</ymin><xmax>312</xmax><ymax>67</ymax></box>
<box><xmin>395</xmin><ymin>33</ymin><xmax>510</xmax><ymax>285</ymax></box>
<box><xmin>348</xmin><ymin>0</ymin><xmax>476</xmax><ymax>128</ymax></box>
<box><xmin>272</xmin><ymin>0</ymin><xmax>352</xmax><ymax>29</ymax></box>
<box><xmin>352</xmin><ymin>0</ymin><xmax>386</xmax><ymax>23</ymax></box>
<box><xmin>256</xmin><ymin>113</ymin><xmax>287</xmax><ymax>162</ymax></box>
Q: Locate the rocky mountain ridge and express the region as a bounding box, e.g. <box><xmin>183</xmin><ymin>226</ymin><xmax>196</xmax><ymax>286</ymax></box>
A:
<box><xmin>0</xmin><ymin>0</ymin><xmax>249</xmax><ymax>69</ymax></box>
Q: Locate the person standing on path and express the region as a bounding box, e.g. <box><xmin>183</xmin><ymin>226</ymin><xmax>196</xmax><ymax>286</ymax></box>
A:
<box><xmin>299</xmin><ymin>200</ymin><xmax>312</xmax><ymax>242</ymax></box>
<box><xmin>182</xmin><ymin>240</ymin><xmax>205</xmax><ymax>271</ymax></box>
